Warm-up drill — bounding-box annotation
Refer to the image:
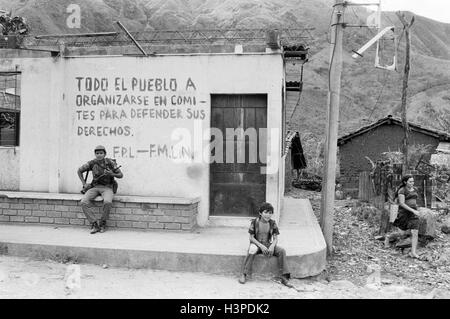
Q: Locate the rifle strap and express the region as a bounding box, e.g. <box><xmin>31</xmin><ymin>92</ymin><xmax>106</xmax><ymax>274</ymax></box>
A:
<box><xmin>84</xmin><ymin>170</ymin><xmax>90</xmax><ymax>183</ymax></box>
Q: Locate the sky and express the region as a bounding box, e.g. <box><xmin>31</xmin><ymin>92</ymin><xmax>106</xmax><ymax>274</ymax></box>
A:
<box><xmin>362</xmin><ymin>0</ymin><xmax>450</xmax><ymax>23</ymax></box>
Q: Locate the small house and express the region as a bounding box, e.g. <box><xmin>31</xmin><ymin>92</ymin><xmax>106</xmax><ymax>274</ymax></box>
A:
<box><xmin>338</xmin><ymin>115</ymin><xmax>450</xmax><ymax>194</ymax></box>
<box><xmin>0</xmin><ymin>39</ymin><xmax>293</xmax><ymax>228</ymax></box>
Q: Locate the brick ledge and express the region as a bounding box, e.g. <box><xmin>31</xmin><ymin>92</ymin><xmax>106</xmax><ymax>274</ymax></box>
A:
<box><xmin>0</xmin><ymin>191</ymin><xmax>200</xmax><ymax>205</ymax></box>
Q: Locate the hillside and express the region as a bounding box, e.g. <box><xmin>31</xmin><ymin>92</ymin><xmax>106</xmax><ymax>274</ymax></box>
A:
<box><xmin>1</xmin><ymin>0</ymin><xmax>449</xmax><ymax>138</ymax></box>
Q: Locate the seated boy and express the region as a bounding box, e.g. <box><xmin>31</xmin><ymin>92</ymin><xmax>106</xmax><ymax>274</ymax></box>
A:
<box><xmin>239</xmin><ymin>202</ymin><xmax>291</xmax><ymax>285</ymax></box>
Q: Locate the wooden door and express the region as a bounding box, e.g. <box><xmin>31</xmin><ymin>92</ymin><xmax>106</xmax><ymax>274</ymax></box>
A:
<box><xmin>210</xmin><ymin>94</ymin><xmax>267</xmax><ymax>217</ymax></box>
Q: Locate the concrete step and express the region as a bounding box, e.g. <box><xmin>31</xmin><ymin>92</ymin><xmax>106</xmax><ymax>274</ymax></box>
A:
<box><xmin>0</xmin><ymin>197</ymin><xmax>326</xmax><ymax>278</ymax></box>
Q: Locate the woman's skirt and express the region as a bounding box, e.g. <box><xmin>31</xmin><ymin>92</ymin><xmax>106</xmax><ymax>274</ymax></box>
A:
<box><xmin>393</xmin><ymin>207</ymin><xmax>419</xmax><ymax>231</ymax></box>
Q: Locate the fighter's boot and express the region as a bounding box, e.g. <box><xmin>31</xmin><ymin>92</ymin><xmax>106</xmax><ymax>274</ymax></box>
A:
<box><xmin>99</xmin><ymin>220</ymin><xmax>107</xmax><ymax>233</ymax></box>
<box><xmin>90</xmin><ymin>221</ymin><xmax>100</xmax><ymax>234</ymax></box>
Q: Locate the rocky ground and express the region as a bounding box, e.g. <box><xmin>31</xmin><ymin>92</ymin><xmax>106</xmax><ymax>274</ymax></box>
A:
<box><xmin>286</xmin><ymin>187</ymin><xmax>450</xmax><ymax>297</ymax></box>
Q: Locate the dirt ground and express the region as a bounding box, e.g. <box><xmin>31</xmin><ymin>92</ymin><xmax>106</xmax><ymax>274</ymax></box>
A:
<box><xmin>286</xmin><ymin>187</ymin><xmax>450</xmax><ymax>298</ymax></box>
<box><xmin>0</xmin><ymin>255</ymin><xmax>441</xmax><ymax>299</ymax></box>
<box><xmin>1</xmin><ymin>188</ymin><xmax>449</xmax><ymax>299</ymax></box>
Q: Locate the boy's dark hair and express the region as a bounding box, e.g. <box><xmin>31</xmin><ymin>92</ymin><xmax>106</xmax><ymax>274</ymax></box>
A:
<box><xmin>259</xmin><ymin>202</ymin><xmax>274</xmax><ymax>214</ymax></box>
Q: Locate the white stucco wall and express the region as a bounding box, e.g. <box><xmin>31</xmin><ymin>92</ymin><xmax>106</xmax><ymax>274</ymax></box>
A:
<box><xmin>18</xmin><ymin>59</ymin><xmax>55</xmax><ymax>192</ymax></box>
<box><xmin>0</xmin><ymin>147</ymin><xmax>19</xmax><ymax>190</ymax></box>
<box><xmin>1</xmin><ymin>53</ymin><xmax>284</xmax><ymax>226</ymax></box>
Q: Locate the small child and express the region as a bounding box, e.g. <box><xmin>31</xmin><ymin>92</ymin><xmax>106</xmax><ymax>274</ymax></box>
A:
<box><xmin>239</xmin><ymin>202</ymin><xmax>291</xmax><ymax>285</ymax></box>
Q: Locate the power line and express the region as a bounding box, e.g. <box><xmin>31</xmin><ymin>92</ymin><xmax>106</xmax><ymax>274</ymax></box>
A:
<box><xmin>350</xmin><ymin>6</ymin><xmax>378</xmax><ymax>38</ymax></box>
<box><xmin>328</xmin><ymin>21</ymin><xmax>339</xmax><ymax>93</ymax></box>
<box><xmin>350</xmin><ymin>7</ymin><xmax>373</xmax><ymax>31</ymax></box>
<box><xmin>383</xmin><ymin>12</ymin><xmax>397</xmax><ymax>27</ymax></box>
<box><xmin>395</xmin><ymin>27</ymin><xmax>405</xmax><ymax>52</ymax></box>
<box><xmin>380</xmin><ymin>12</ymin><xmax>404</xmax><ymax>55</ymax></box>
<box><xmin>367</xmin><ymin>70</ymin><xmax>390</xmax><ymax>121</ymax></box>
<box><xmin>327</xmin><ymin>7</ymin><xmax>336</xmax><ymax>44</ymax></box>
<box><xmin>288</xmin><ymin>90</ymin><xmax>302</xmax><ymax>124</ymax></box>
<box><xmin>288</xmin><ymin>61</ymin><xmax>307</xmax><ymax>124</ymax></box>
<box><xmin>344</xmin><ymin>5</ymin><xmax>396</xmax><ymax>123</ymax></box>
<box><xmin>289</xmin><ymin>7</ymin><xmax>340</xmax><ymax>129</ymax></box>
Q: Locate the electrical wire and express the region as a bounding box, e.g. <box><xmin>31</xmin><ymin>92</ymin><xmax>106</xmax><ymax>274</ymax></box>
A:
<box><xmin>290</xmin><ymin>4</ymin><xmax>337</xmax><ymax>124</ymax></box>
<box><xmin>328</xmin><ymin>16</ymin><xmax>339</xmax><ymax>94</ymax></box>
<box><xmin>381</xmin><ymin>11</ymin><xmax>403</xmax><ymax>54</ymax></box>
<box><xmin>327</xmin><ymin>7</ymin><xmax>336</xmax><ymax>44</ymax></box>
<box><xmin>336</xmin><ymin>3</ymin><xmax>400</xmax><ymax>145</ymax></box>
<box><xmin>346</xmin><ymin>4</ymin><xmax>393</xmax><ymax>123</ymax></box>
<box><xmin>288</xmin><ymin>89</ymin><xmax>303</xmax><ymax>124</ymax></box>
<box><xmin>383</xmin><ymin>11</ymin><xmax>397</xmax><ymax>28</ymax></box>
<box><xmin>367</xmin><ymin>70</ymin><xmax>390</xmax><ymax>122</ymax></box>
<box><xmin>395</xmin><ymin>27</ymin><xmax>405</xmax><ymax>52</ymax></box>
<box><xmin>350</xmin><ymin>5</ymin><xmax>398</xmax><ymax>71</ymax></box>
<box><xmin>351</xmin><ymin>6</ymin><xmax>377</xmax><ymax>36</ymax></box>
<box><xmin>288</xmin><ymin>61</ymin><xmax>307</xmax><ymax>124</ymax></box>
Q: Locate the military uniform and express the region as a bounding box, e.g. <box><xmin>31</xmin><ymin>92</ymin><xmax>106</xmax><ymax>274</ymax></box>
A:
<box><xmin>78</xmin><ymin>145</ymin><xmax>121</xmax><ymax>233</ymax></box>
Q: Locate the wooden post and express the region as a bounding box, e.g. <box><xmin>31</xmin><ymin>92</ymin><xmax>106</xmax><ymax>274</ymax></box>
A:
<box><xmin>396</xmin><ymin>12</ymin><xmax>415</xmax><ymax>174</ymax></box>
<box><xmin>320</xmin><ymin>0</ymin><xmax>345</xmax><ymax>257</ymax></box>
<box><xmin>358</xmin><ymin>171</ymin><xmax>373</xmax><ymax>202</ymax></box>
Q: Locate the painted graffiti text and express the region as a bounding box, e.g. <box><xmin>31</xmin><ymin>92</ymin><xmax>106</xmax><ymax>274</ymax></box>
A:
<box><xmin>112</xmin><ymin>145</ymin><xmax>193</xmax><ymax>160</ymax></box>
<box><xmin>77</xmin><ymin>126</ymin><xmax>132</xmax><ymax>137</ymax></box>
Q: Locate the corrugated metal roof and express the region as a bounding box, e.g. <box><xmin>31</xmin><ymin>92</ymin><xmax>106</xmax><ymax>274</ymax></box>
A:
<box><xmin>436</xmin><ymin>142</ymin><xmax>450</xmax><ymax>154</ymax></box>
<box><xmin>430</xmin><ymin>153</ymin><xmax>450</xmax><ymax>166</ymax></box>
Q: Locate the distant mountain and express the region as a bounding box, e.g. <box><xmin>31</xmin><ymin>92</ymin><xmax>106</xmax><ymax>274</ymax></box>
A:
<box><xmin>1</xmin><ymin>0</ymin><xmax>449</xmax><ymax>137</ymax></box>
<box><xmin>0</xmin><ymin>0</ymin><xmax>333</xmax><ymax>35</ymax></box>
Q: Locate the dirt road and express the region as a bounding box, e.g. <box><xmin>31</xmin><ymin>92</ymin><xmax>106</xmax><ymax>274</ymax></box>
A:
<box><xmin>0</xmin><ymin>255</ymin><xmax>445</xmax><ymax>299</ymax></box>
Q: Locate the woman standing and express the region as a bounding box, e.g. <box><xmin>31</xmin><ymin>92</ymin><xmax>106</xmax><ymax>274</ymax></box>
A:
<box><xmin>393</xmin><ymin>175</ymin><xmax>421</xmax><ymax>258</ymax></box>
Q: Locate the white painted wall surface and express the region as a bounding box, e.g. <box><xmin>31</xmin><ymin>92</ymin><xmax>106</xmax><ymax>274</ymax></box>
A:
<box><xmin>0</xmin><ymin>147</ymin><xmax>19</xmax><ymax>190</ymax></box>
<box><xmin>2</xmin><ymin>53</ymin><xmax>284</xmax><ymax>226</ymax></box>
<box><xmin>17</xmin><ymin>59</ymin><xmax>55</xmax><ymax>192</ymax></box>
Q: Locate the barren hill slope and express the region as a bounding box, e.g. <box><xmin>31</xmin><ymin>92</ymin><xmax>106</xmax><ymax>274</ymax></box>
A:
<box><xmin>1</xmin><ymin>0</ymin><xmax>449</xmax><ymax>137</ymax></box>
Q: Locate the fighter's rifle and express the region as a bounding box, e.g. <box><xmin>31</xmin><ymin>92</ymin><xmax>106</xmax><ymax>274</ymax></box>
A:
<box><xmin>81</xmin><ymin>165</ymin><xmax>122</xmax><ymax>194</ymax></box>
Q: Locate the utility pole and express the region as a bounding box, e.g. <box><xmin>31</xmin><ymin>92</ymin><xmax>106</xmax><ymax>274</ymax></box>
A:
<box><xmin>396</xmin><ymin>12</ymin><xmax>414</xmax><ymax>174</ymax></box>
<box><xmin>320</xmin><ymin>0</ymin><xmax>345</xmax><ymax>257</ymax></box>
